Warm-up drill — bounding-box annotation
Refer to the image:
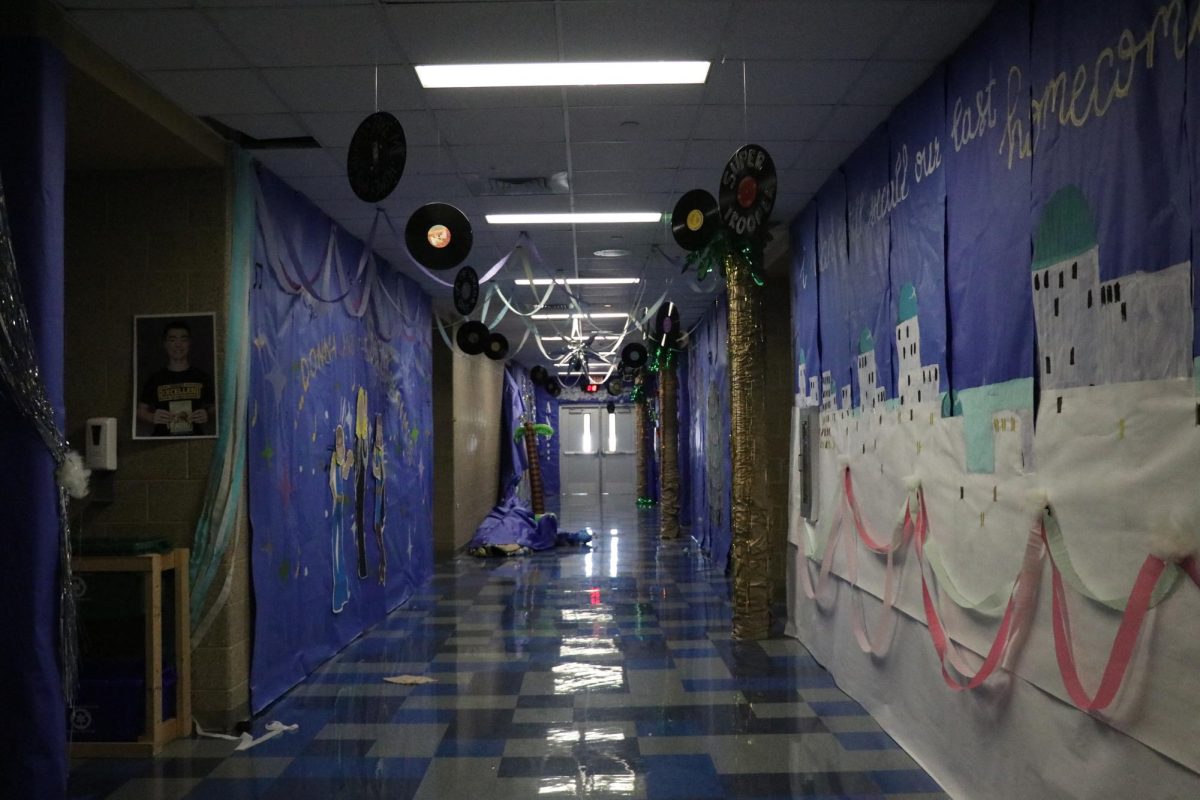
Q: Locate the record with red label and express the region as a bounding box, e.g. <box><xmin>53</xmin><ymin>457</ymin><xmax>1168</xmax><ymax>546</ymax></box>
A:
<box><xmin>483</xmin><ymin>332</ymin><xmax>509</xmax><ymax>361</ymax></box>
<box><xmin>718</xmin><ymin>144</ymin><xmax>776</xmax><ymax>238</ymax></box>
<box><xmin>456</xmin><ymin>320</ymin><xmax>489</xmax><ymax>355</ymax></box>
<box><xmin>347</xmin><ymin>111</ymin><xmax>407</xmax><ymax>203</ymax></box>
<box><xmin>453</xmin><ymin>266</ymin><xmax>479</xmax><ymax>315</ymax></box>
<box><xmin>671</xmin><ymin>189</ymin><xmax>719</xmax><ymax>251</ymax></box>
<box><xmin>406</xmin><ymin>203</ymin><xmax>472</xmax><ymax>270</ymax></box>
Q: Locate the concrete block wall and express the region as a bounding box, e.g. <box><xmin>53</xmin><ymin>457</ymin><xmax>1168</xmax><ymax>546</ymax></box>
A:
<box><xmin>64</xmin><ymin>166</ymin><xmax>250</xmax><ymax>728</ymax></box>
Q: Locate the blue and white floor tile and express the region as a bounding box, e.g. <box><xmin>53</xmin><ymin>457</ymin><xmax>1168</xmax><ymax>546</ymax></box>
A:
<box><xmin>69</xmin><ymin>493</ymin><xmax>947</xmax><ymax>799</ymax></box>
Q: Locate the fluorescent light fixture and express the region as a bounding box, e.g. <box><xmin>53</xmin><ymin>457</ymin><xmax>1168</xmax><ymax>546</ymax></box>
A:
<box><xmin>415</xmin><ymin>61</ymin><xmax>710</xmax><ymax>89</ymax></box>
<box><xmin>594</xmin><ymin>248</ymin><xmax>631</xmax><ymax>258</ymax></box>
<box><xmin>486</xmin><ymin>212</ymin><xmax>661</xmax><ymax>225</ymax></box>
<box><xmin>515</xmin><ymin>278</ymin><xmax>640</xmax><ymax>286</ymax></box>
<box><xmin>540</xmin><ymin>335</ymin><xmax>622</xmax><ymax>342</ymax></box>
<box><xmin>532</xmin><ymin>312</ymin><xmax>628</xmax><ymax>320</ymax></box>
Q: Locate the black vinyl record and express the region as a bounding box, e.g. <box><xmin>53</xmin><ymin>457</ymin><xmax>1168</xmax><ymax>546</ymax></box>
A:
<box><xmin>546</xmin><ymin>379</ymin><xmax>562</xmax><ymax>398</ymax></box>
<box><xmin>406</xmin><ymin>203</ymin><xmax>473</xmax><ymax>271</ymax></box>
<box><xmin>453</xmin><ymin>266</ymin><xmax>479</xmax><ymax>315</ymax></box>
<box><xmin>718</xmin><ymin>144</ymin><xmax>777</xmax><ymax>238</ymax></box>
<box><xmin>653</xmin><ymin>301</ymin><xmax>681</xmax><ymax>339</ymax></box>
<box><xmin>620</xmin><ymin>342</ymin><xmax>648</xmax><ymax>369</ymax></box>
<box><xmin>347</xmin><ymin>111</ymin><xmax>407</xmax><ymax>203</ymax></box>
<box><xmin>606</xmin><ymin>401</ymin><xmax>616</xmax><ymax>414</ymax></box>
<box><xmin>605</xmin><ymin>377</ymin><xmax>624</xmax><ymax>397</ymax></box>
<box><xmin>483</xmin><ymin>332</ymin><xmax>509</xmax><ymax>361</ymax></box>
<box><xmin>530</xmin><ymin>365</ymin><xmax>550</xmax><ymax>387</ymax></box>
<box><xmin>671</xmin><ymin>189</ymin><xmax>719</xmax><ymax>251</ymax></box>
<box><xmin>456</xmin><ymin>320</ymin><xmax>489</xmax><ymax>355</ymax></box>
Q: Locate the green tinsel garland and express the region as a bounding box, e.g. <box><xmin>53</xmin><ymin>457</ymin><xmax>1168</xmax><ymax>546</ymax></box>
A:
<box><xmin>684</xmin><ymin>227</ymin><xmax>769</xmax><ymax>286</ymax></box>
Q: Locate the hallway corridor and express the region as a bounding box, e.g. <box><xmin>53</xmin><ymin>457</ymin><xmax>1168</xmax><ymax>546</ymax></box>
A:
<box><xmin>68</xmin><ymin>495</ymin><xmax>946</xmax><ymax>800</ymax></box>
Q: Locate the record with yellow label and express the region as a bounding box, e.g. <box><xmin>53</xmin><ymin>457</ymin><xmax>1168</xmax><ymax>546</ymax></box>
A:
<box><xmin>671</xmin><ymin>189</ymin><xmax>719</xmax><ymax>251</ymax></box>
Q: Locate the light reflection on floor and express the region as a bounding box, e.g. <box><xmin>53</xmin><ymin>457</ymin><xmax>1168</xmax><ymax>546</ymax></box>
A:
<box><xmin>68</xmin><ymin>491</ymin><xmax>946</xmax><ymax>799</ymax></box>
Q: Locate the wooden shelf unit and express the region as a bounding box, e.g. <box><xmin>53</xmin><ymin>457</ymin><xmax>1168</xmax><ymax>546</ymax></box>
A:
<box><xmin>70</xmin><ymin>548</ymin><xmax>191</xmax><ymax>758</ymax></box>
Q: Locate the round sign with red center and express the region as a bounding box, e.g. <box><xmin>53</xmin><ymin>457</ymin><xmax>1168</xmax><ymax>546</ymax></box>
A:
<box><xmin>718</xmin><ymin>144</ymin><xmax>776</xmax><ymax>238</ymax></box>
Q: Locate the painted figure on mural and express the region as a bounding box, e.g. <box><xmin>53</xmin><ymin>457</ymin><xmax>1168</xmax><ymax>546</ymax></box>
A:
<box><xmin>372</xmin><ymin>412</ymin><xmax>387</xmax><ymax>585</ymax></box>
<box><xmin>329</xmin><ymin>425</ymin><xmax>353</xmax><ymax>613</ymax></box>
<box><xmin>354</xmin><ymin>387</ymin><xmax>369</xmax><ymax>579</ymax></box>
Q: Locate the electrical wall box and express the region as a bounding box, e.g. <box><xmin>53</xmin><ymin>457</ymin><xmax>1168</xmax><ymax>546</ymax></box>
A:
<box><xmin>85</xmin><ymin>417</ymin><xmax>118</xmax><ymax>471</ymax></box>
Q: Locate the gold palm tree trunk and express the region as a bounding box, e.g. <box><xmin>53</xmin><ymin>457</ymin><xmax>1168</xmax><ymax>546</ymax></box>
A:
<box><xmin>659</xmin><ymin>362</ymin><xmax>680</xmax><ymax>539</ymax></box>
<box><xmin>726</xmin><ymin>255</ymin><xmax>771</xmax><ymax>640</ymax></box>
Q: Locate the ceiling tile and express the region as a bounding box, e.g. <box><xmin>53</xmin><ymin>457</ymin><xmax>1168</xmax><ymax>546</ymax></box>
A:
<box><xmin>564</xmin><ymin>84</ymin><xmax>708</xmax><ymax>108</ymax></box>
<box><xmin>777</xmin><ymin>169</ymin><xmax>833</xmax><ymax>197</ymax></box>
<box><xmin>433</xmin><ymin>107</ymin><xmax>566</xmax><ymax>146</ymax></box>
<box><xmin>569</xmin><ymin>105</ymin><xmax>700</xmax><ymax>143</ymax></box>
<box><xmin>791</xmin><ymin>139</ymin><xmax>858</xmax><ymax>170</ymax></box>
<box><xmin>682</xmin><ymin>139</ymin><xmax>802</xmax><ymax>171</ymax></box>
<box><xmin>206</xmin><ymin>5</ymin><xmax>394</xmax><ymax>67</ymax></box>
<box><xmin>705</xmin><ymin>59</ymin><xmax>867</xmax><ymax>106</ymax></box>
<box><xmin>572</xmin><ymin>170</ymin><xmax>678</xmax><ymax>195</ymax></box>
<box><xmin>144</xmin><ymin>69</ymin><xmax>287</xmax><ymax>114</ymax></box>
<box><xmin>845</xmin><ymin>60</ymin><xmax>938</xmax><ymax>106</ymax></box>
<box><xmin>813</xmin><ymin>106</ymin><xmax>892</xmax><ymax>143</ymax></box>
<box><xmin>322</xmin><ymin>145</ymin><xmax>457</xmax><ymax>177</ymax></box>
<box><xmin>558</xmin><ymin>0</ymin><xmax>730</xmax><ymax>60</ymax></box>
<box><xmin>384</xmin><ymin>1</ymin><xmax>559</xmax><ymax>63</ymax></box>
<box><xmin>299</xmin><ymin>110</ymin><xmax>441</xmax><ymax>149</ymax></box>
<box><xmin>261</xmin><ymin>66</ymin><xmax>425</xmax><ymax>113</ymax></box>
<box><xmin>722</xmin><ymin>1</ymin><xmax>908</xmax><ymax>60</ymax></box>
<box><xmin>452</xmin><ymin>142</ymin><xmax>568</xmax><ymax>175</ymax></box>
<box><xmin>571</xmin><ymin>141</ymin><xmax>688</xmax><ymax>172</ymax></box>
<box><xmin>691</xmin><ymin>104</ymin><xmax>831</xmax><ymax>142</ymax></box>
<box><xmin>423</xmin><ymin>87</ymin><xmax>563</xmax><ymax>111</ymax></box>
<box><xmin>71</xmin><ymin>10</ymin><xmax>242</xmax><ymax>70</ymax></box>
<box><xmin>879</xmin><ymin>1</ymin><xmax>995</xmax><ymax>61</ymax></box>
<box><xmin>572</xmin><ymin>193</ymin><xmax>674</xmax><ymax>213</ymax></box>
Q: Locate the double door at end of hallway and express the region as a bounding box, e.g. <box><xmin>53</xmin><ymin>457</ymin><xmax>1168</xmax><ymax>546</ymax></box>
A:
<box><xmin>559</xmin><ymin>405</ymin><xmax>635</xmax><ymax>496</ymax></box>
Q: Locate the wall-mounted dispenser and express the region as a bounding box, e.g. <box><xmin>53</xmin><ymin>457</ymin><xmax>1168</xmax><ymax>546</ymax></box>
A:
<box><xmin>85</xmin><ymin>417</ymin><xmax>117</xmax><ymax>471</ymax></box>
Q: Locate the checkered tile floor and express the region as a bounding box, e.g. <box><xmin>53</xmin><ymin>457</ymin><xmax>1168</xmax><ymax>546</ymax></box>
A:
<box><xmin>69</xmin><ymin>494</ymin><xmax>947</xmax><ymax>799</ymax></box>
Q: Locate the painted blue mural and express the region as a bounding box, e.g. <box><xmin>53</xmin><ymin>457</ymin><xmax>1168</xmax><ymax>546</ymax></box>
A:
<box><xmin>687</xmin><ymin>296</ymin><xmax>732</xmax><ymax>570</ymax></box>
<box><xmin>248</xmin><ymin>167</ymin><xmax>432</xmax><ymax>712</ymax></box>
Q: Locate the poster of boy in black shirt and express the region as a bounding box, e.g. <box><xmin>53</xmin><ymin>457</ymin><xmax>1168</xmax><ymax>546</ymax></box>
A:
<box><xmin>134</xmin><ymin>314</ymin><xmax>218</xmax><ymax>439</ymax></box>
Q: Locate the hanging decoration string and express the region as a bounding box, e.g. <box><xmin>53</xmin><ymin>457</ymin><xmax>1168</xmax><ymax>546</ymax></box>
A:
<box><xmin>0</xmin><ymin>169</ymin><xmax>89</xmax><ymax>705</ymax></box>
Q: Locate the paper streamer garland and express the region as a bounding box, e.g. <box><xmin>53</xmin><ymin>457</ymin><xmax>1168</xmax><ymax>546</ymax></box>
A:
<box><xmin>799</xmin><ymin>466</ymin><xmax>1200</xmax><ymax>708</ymax></box>
<box><xmin>0</xmin><ymin>170</ymin><xmax>87</xmax><ymax>704</ymax></box>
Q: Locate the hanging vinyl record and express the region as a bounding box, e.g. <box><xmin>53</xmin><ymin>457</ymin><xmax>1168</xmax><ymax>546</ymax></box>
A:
<box><xmin>453</xmin><ymin>266</ymin><xmax>479</xmax><ymax>315</ymax></box>
<box><xmin>620</xmin><ymin>342</ymin><xmax>648</xmax><ymax>369</ymax></box>
<box><xmin>530</xmin><ymin>365</ymin><xmax>550</xmax><ymax>387</ymax></box>
<box><xmin>605</xmin><ymin>377</ymin><xmax>624</xmax><ymax>397</ymax></box>
<box><xmin>406</xmin><ymin>203</ymin><xmax>472</xmax><ymax>270</ymax></box>
<box><xmin>347</xmin><ymin>111</ymin><xmax>407</xmax><ymax>203</ymax></box>
<box><xmin>718</xmin><ymin>144</ymin><xmax>776</xmax><ymax>238</ymax></box>
<box><xmin>671</xmin><ymin>189</ymin><xmax>719</xmax><ymax>251</ymax></box>
<box><xmin>546</xmin><ymin>379</ymin><xmax>562</xmax><ymax>398</ymax></box>
<box><xmin>456</xmin><ymin>320</ymin><xmax>489</xmax><ymax>355</ymax></box>
<box><xmin>653</xmin><ymin>301</ymin><xmax>681</xmax><ymax>340</ymax></box>
<box><xmin>483</xmin><ymin>332</ymin><xmax>509</xmax><ymax>361</ymax></box>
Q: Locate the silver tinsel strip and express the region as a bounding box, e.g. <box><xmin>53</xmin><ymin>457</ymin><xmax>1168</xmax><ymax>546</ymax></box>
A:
<box><xmin>0</xmin><ymin>169</ymin><xmax>79</xmax><ymax>704</ymax></box>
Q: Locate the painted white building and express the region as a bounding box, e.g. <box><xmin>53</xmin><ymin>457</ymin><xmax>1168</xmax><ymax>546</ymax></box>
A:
<box><xmin>895</xmin><ymin>283</ymin><xmax>942</xmax><ymax>408</ymax></box>
<box><xmin>797</xmin><ymin>348</ymin><xmax>820</xmax><ymax>407</ymax></box>
<box><xmin>856</xmin><ymin>328</ymin><xmax>886</xmax><ymax>412</ymax></box>
<box><xmin>1032</xmin><ymin>186</ymin><xmax>1192</xmax><ymax>391</ymax></box>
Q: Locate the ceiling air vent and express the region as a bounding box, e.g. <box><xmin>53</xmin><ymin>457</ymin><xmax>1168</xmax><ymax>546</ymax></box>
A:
<box><xmin>466</xmin><ymin>172</ymin><xmax>569</xmax><ymax>197</ymax></box>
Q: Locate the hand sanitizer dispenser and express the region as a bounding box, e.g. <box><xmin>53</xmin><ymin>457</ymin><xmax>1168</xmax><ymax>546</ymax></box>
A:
<box><xmin>85</xmin><ymin>417</ymin><xmax>117</xmax><ymax>471</ymax></box>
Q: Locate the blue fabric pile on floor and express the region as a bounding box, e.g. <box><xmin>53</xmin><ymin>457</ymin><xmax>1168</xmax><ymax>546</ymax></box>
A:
<box><xmin>466</xmin><ymin>495</ymin><xmax>592</xmax><ymax>557</ymax></box>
